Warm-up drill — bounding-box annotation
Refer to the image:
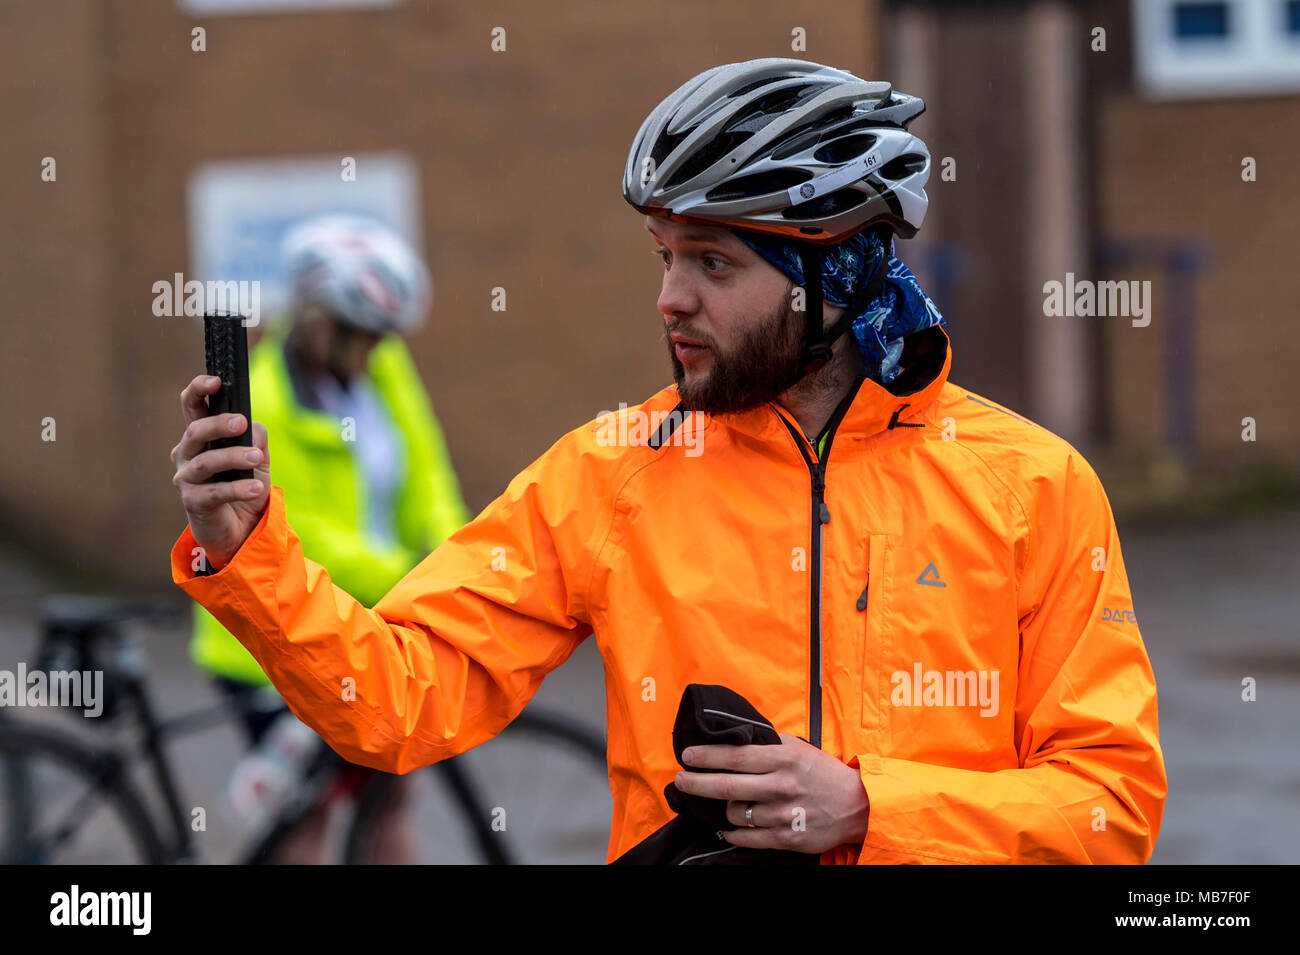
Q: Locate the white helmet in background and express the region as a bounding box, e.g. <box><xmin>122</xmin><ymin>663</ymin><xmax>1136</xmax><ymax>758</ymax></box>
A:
<box><xmin>281</xmin><ymin>214</ymin><xmax>432</xmax><ymax>335</ymax></box>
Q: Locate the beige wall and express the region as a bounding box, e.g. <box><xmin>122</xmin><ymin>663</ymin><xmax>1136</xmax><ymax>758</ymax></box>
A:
<box><xmin>2</xmin><ymin>0</ymin><xmax>881</xmax><ymax>588</ymax></box>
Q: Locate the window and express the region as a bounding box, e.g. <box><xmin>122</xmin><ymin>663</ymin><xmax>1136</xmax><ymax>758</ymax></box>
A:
<box><xmin>1287</xmin><ymin>0</ymin><xmax>1300</xmax><ymax>34</ymax></box>
<box><xmin>1133</xmin><ymin>0</ymin><xmax>1300</xmax><ymax>98</ymax></box>
<box><xmin>1172</xmin><ymin>2</ymin><xmax>1229</xmax><ymax>40</ymax></box>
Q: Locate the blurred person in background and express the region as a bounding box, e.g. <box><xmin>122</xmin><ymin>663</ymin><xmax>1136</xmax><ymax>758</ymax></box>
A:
<box><xmin>189</xmin><ymin>213</ymin><xmax>471</xmax><ymax>863</ymax></box>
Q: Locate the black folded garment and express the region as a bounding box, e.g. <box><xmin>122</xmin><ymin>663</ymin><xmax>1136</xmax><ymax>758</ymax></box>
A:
<box><xmin>611</xmin><ymin>683</ymin><xmax>820</xmax><ymax>865</ymax></box>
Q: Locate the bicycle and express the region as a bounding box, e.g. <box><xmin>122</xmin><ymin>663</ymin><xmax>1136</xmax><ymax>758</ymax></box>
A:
<box><xmin>0</xmin><ymin>594</ymin><xmax>612</xmax><ymax>864</ymax></box>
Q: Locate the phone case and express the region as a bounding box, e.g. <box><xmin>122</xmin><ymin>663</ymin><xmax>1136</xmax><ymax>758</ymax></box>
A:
<box><xmin>203</xmin><ymin>313</ymin><xmax>254</xmax><ymax>482</ymax></box>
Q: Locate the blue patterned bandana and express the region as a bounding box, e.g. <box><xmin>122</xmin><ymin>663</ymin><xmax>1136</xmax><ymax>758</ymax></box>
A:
<box><xmin>731</xmin><ymin>227</ymin><xmax>947</xmax><ymax>386</ymax></box>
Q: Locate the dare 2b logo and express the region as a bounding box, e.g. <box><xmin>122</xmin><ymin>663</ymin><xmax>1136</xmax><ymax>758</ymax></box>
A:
<box><xmin>1101</xmin><ymin>606</ymin><xmax>1137</xmax><ymax>624</ymax></box>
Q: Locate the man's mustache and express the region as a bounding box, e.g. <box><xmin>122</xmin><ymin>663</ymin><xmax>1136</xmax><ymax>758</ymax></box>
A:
<box><xmin>664</xmin><ymin>324</ymin><xmax>717</xmax><ymax>349</ymax></box>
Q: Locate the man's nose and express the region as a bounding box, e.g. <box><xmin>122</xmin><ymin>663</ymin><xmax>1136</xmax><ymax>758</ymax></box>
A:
<box><xmin>656</xmin><ymin>262</ymin><xmax>698</xmax><ymax>323</ymax></box>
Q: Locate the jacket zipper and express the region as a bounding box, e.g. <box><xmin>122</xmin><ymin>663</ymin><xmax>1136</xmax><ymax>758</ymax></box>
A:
<box><xmin>773</xmin><ymin>376</ymin><xmax>866</xmax><ymax>750</ymax></box>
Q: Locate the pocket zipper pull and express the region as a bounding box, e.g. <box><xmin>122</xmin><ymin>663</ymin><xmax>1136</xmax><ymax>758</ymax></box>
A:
<box><xmin>856</xmin><ymin>582</ymin><xmax>869</xmax><ymax>612</ymax></box>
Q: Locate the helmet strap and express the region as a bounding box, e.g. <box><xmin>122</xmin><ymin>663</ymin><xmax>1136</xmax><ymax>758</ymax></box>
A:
<box><xmin>788</xmin><ymin>225</ymin><xmax>893</xmax><ymax>389</ymax></box>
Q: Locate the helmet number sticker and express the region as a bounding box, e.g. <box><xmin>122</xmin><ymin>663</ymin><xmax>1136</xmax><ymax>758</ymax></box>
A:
<box><xmin>787</xmin><ymin>148</ymin><xmax>882</xmax><ymax>206</ymax></box>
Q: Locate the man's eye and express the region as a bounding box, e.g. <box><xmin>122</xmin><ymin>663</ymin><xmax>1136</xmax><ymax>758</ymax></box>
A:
<box><xmin>650</xmin><ymin>248</ymin><xmax>727</xmax><ymax>272</ymax></box>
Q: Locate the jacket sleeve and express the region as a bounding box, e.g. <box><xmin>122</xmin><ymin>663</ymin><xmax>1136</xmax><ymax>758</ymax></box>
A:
<box><xmin>849</xmin><ymin>450</ymin><xmax>1167</xmax><ymax>864</ymax></box>
<box><xmin>285</xmin><ymin>509</ymin><xmax>424</xmax><ymax>609</ymax></box>
<box><xmin>170</xmin><ymin>430</ymin><xmax>607</xmax><ymax>774</ymax></box>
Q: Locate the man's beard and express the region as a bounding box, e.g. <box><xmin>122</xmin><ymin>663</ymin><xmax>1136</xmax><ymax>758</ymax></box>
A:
<box><xmin>667</xmin><ymin>292</ymin><xmax>807</xmax><ymax>415</ymax></box>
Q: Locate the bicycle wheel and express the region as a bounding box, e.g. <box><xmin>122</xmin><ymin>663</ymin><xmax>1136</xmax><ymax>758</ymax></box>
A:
<box><xmin>0</xmin><ymin>723</ymin><xmax>167</xmax><ymax>864</ymax></box>
<box><xmin>344</xmin><ymin>709</ymin><xmax>611</xmax><ymax>865</ymax></box>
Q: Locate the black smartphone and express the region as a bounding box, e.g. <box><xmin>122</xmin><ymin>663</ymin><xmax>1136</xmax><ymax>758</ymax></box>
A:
<box><xmin>203</xmin><ymin>312</ymin><xmax>254</xmax><ymax>482</ymax></box>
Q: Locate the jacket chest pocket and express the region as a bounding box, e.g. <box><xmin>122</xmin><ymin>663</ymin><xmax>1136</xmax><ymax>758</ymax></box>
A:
<box><xmin>862</xmin><ymin>533</ymin><xmax>1019</xmax><ymax>765</ymax></box>
<box><xmin>858</xmin><ymin>533</ymin><xmax>893</xmax><ymax>733</ymax></box>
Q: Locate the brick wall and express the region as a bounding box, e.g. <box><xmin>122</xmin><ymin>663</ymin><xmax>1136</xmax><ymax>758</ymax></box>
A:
<box><xmin>2</xmin><ymin>0</ymin><xmax>881</xmax><ymax>587</ymax></box>
<box><xmin>1088</xmin><ymin>0</ymin><xmax>1300</xmax><ymax>468</ymax></box>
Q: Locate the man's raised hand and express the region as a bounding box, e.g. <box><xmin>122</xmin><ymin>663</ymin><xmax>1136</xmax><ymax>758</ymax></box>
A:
<box><xmin>171</xmin><ymin>374</ymin><xmax>270</xmax><ymax>572</ymax></box>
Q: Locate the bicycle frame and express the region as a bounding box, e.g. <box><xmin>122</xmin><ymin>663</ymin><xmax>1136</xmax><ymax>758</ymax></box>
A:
<box><xmin>83</xmin><ymin>672</ymin><xmax>339</xmax><ymax>863</ymax></box>
<box><xmin>17</xmin><ymin>596</ymin><xmax>611</xmax><ymax>864</ymax></box>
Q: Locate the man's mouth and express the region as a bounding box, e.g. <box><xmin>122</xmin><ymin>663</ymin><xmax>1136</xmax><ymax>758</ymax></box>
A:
<box><xmin>670</xmin><ymin>334</ymin><xmax>709</xmax><ymax>363</ymax></box>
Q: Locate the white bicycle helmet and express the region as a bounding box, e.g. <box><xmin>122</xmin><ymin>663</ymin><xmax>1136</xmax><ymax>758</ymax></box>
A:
<box><xmin>281</xmin><ymin>214</ymin><xmax>432</xmax><ymax>335</ymax></box>
<box><xmin>623</xmin><ymin>57</ymin><xmax>930</xmax><ymax>244</ymax></box>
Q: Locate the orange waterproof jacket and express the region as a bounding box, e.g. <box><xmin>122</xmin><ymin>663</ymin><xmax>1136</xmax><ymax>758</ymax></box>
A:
<box><xmin>170</xmin><ymin>324</ymin><xmax>1166</xmax><ymax>864</ymax></box>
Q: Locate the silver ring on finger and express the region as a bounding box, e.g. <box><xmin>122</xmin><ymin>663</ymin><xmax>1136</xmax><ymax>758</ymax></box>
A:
<box><xmin>744</xmin><ymin>801</ymin><xmax>756</xmax><ymax>828</ymax></box>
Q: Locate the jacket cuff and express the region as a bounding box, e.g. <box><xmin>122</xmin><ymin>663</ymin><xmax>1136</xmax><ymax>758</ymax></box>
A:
<box><xmin>851</xmin><ymin>753</ymin><xmax>970</xmax><ymax>865</ymax></box>
<box><xmin>170</xmin><ymin>485</ymin><xmax>287</xmax><ymax>649</ymax></box>
<box><xmin>170</xmin><ymin>484</ymin><xmax>279</xmax><ymax>582</ymax></box>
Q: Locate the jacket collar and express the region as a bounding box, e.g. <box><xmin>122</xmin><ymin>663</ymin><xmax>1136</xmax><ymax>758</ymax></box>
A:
<box><xmin>710</xmin><ymin>323</ymin><xmax>953</xmax><ymax>446</ymax></box>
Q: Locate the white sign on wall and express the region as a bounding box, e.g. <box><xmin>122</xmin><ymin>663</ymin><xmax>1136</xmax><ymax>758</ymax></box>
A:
<box><xmin>186</xmin><ymin>151</ymin><xmax>423</xmax><ymax>327</ymax></box>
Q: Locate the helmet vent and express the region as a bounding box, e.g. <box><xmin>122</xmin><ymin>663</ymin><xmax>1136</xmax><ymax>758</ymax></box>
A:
<box><xmin>877</xmin><ymin>153</ymin><xmax>927</xmax><ymax>180</ymax></box>
<box><xmin>705</xmin><ymin>167</ymin><xmax>813</xmax><ymax>202</ymax></box>
<box><xmin>728</xmin><ymin>75</ymin><xmax>793</xmax><ymax>98</ymax></box>
<box><xmin>768</xmin><ymin>104</ymin><xmax>858</xmax><ymax>160</ymax></box>
<box><xmin>813</xmin><ymin>133</ymin><xmax>878</xmax><ymax>165</ymax></box>
<box><xmin>649</xmin><ymin>127</ymin><xmax>692</xmax><ymax>175</ymax></box>
<box><xmin>725</xmin><ymin>85</ymin><xmax>817</xmax><ymax>135</ymax></box>
<box><xmin>661</xmin><ymin>130</ymin><xmax>752</xmax><ymax>190</ymax></box>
